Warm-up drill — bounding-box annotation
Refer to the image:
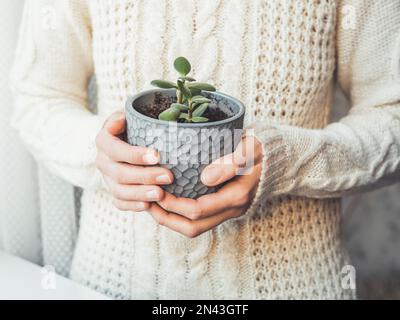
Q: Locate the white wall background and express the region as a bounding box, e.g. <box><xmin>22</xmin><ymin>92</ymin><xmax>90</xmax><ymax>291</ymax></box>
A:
<box><xmin>0</xmin><ymin>0</ymin><xmax>399</xmax><ymax>298</ymax></box>
<box><xmin>0</xmin><ymin>0</ymin><xmax>79</xmax><ymax>275</ymax></box>
<box><xmin>0</xmin><ymin>0</ymin><xmax>42</xmax><ymax>263</ymax></box>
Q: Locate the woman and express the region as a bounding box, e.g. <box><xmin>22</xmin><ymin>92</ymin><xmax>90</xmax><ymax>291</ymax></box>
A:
<box><xmin>11</xmin><ymin>0</ymin><xmax>400</xmax><ymax>299</ymax></box>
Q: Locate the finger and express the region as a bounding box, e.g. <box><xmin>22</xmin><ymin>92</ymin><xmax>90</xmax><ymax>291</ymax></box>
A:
<box><xmin>159</xmin><ymin>163</ymin><xmax>261</xmax><ymax>219</ymax></box>
<box><xmin>235</xmin><ymin>134</ymin><xmax>263</xmax><ymax>167</ymax></box>
<box><xmin>157</xmin><ymin>193</ymin><xmax>200</xmax><ymax>219</ymax></box>
<box><xmin>104</xmin><ymin>176</ymin><xmax>165</xmax><ymax>201</ymax></box>
<box><xmin>201</xmin><ymin>153</ymin><xmax>238</xmax><ymax>187</ymax></box>
<box><xmin>96</xmin><ymin>129</ymin><xmax>161</xmax><ymax>165</ymax></box>
<box><xmin>192</xmin><ymin>207</ymin><xmax>243</xmax><ymax>235</ymax></box>
<box><xmin>103</xmin><ymin>111</ymin><xmax>126</xmax><ymax>136</ymax></box>
<box><xmin>149</xmin><ymin>203</ymin><xmax>242</xmax><ymax>238</ymax></box>
<box><xmin>113</xmin><ymin>198</ymin><xmax>150</xmax><ymax>212</ymax></box>
<box><xmin>157</xmin><ymin>185</ymin><xmax>240</xmax><ymax>219</ymax></box>
<box><xmin>97</xmin><ymin>112</ymin><xmax>159</xmax><ymax>165</ymax></box>
<box><xmin>96</xmin><ymin>153</ymin><xmax>173</xmax><ymax>185</ymax></box>
<box><xmin>201</xmin><ymin>135</ymin><xmax>263</xmax><ymax>187</ymax></box>
<box><xmin>149</xmin><ymin>203</ymin><xmax>195</xmax><ymax>237</ymax></box>
<box><xmin>158</xmin><ymin>177</ymin><xmax>250</xmax><ymax>219</ymax></box>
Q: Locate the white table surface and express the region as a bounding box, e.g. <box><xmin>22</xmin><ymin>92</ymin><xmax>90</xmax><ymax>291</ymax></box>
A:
<box><xmin>0</xmin><ymin>251</ymin><xmax>109</xmax><ymax>300</ymax></box>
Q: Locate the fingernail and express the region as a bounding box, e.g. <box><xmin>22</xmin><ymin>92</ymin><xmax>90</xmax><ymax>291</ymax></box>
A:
<box><xmin>146</xmin><ymin>189</ymin><xmax>160</xmax><ymax>200</ymax></box>
<box><xmin>143</xmin><ymin>152</ymin><xmax>159</xmax><ymax>164</ymax></box>
<box><xmin>156</xmin><ymin>174</ymin><xmax>171</xmax><ymax>184</ymax></box>
<box><xmin>203</xmin><ymin>168</ymin><xmax>220</xmax><ymax>185</ymax></box>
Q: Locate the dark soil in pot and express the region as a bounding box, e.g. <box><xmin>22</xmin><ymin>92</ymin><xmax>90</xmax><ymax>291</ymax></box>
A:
<box><xmin>125</xmin><ymin>89</ymin><xmax>245</xmax><ymax>199</ymax></box>
<box><xmin>136</xmin><ymin>92</ymin><xmax>229</xmax><ymax>123</ymax></box>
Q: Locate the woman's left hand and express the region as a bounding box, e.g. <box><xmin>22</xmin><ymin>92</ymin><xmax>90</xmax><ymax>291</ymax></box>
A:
<box><xmin>148</xmin><ymin>135</ymin><xmax>263</xmax><ymax>238</ymax></box>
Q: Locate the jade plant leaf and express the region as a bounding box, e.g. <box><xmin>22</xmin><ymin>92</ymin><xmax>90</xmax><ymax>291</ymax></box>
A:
<box><xmin>171</xmin><ymin>103</ymin><xmax>189</xmax><ymax>112</ymax></box>
<box><xmin>192</xmin><ymin>103</ymin><xmax>209</xmax><ymax>117</ymax></box>
<box><xmin>179</xmin><ymin>113</ymin><xmax>190</xmax><ymax>121</ymax></box>
<box><xmin>151</xmin><ymin>80</ymin><xmax>177</xmax><ymax>89</ymax></box>
<box><xmin>189</xmin><ymin>88</ymin><xmax>202</xmax><ymax>97</ymax></box>
<box><xmin>158</xmin><ymin>105</ymin><xmax>181</xmax><ymax>121</ymax></box>
<box><xmin>150</xmin><ymin>57</ymin><xmax>217</xmax><ymax>124</ymax></box>
<box><xmin>191</xmin><ymin>95</ymin><xmax>211</xmax><ymax>104</ymax></box>
<box><xmin>174</xmin><ymin>57</ymin><xmax>191</xmax><ymax>76</ymax></box>
<box><xmin>177</xmin><ymin>79</ymin><xmax>192</xmax><ymax>99</ymax></box>
<box><xmin>188</xmin><ymin>82</ymin><xmax>216</xmax><ymax>92</ymax></box>
<box><xmin>179</xmin><ymin>76</ymin><xmax>196</xmax><ymax>82</ymax></box>
<box><xmin>191</xmin><ymin>117</ymin><xmax>209</xmax><ymax>123</ymax></box>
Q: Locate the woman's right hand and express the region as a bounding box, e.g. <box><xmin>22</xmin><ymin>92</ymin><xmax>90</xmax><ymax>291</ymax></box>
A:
<box><xmin>95</xmin><ymin>111</ymin><xmax>174</xmax><ymax>212</ymax></box>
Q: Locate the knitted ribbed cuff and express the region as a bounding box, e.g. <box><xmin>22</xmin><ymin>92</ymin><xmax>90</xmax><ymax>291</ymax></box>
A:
<box><xmin>83</xmin><ymin>114</ymin><xmax>109</xmax><ymax>165</ymax></box>
<box><xmin>241</xmin><ymin>124</ymin><xmax>292</xmax><ymax>219</ymax></box>
<box><xmin>86</xmin><ymin>113</ymin><xmax>110</xmax><ymax>191</ymax></box>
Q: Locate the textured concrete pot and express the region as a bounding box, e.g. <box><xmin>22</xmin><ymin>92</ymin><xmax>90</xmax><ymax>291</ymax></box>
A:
<box><xmin>125</xmin><ymin>89</ymin><xmax>245</xmax><ymax>199</ymax></box>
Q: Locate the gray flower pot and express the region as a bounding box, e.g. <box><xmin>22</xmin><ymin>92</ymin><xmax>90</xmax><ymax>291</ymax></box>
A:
<box><xmin>125</xmin><ymin>89</ymin><xmax>245</xmax><ymax>199</ymax></box>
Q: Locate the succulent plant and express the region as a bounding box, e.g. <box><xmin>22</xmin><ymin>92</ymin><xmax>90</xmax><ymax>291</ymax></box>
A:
<box><xmin>151</xmin><ymin>57</ymin><xmax>216</xmax><ymax>123</ymax></box>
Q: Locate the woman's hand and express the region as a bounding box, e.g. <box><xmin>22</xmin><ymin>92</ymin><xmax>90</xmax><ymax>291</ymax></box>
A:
<box><xmin>148</xmin><ymin>135</ymin><xmax>263</xmax><ymax>238</ymax></box>
<box><xmin>95</xmin><ymin>111</ymin><xmax>174</xmax><ymax>211</ymax></box>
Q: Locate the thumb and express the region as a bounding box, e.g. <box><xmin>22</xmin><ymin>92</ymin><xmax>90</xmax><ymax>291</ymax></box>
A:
<box><xmin>200</xmin><ymin>136</ymin><xmax>262</xmax><ymax>187</ymax></box>
<box><xmin>104</xmin><ymin>111</ymin><xmax>126</xmax><ymax>136</ymax></box>
<box><xmin>201</xmin><ymin>153</ymin><xmax>238</xmax><ymax>187</ymax></box>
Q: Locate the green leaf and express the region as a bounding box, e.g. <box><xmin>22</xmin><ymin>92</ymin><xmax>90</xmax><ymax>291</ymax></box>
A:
<box><xmin>179</xmin><ymin>76</ymin><xmax>196</xmax><ymax>82</ymax></box>
<box><xmin>191</xmin><ymin>116</ymin><xmax>209</xmax><ymax>123</ymax></box>
<box><xmin>191</xmin><ymin>95</ymin><xmax>211</xmax><ymax>104</ymax></box>
<box><xmin>192</xmin><ymin>103</ymin><xmax>209</xmax><ymax>117</ymax></box>
<box><xmin>177</xmin><ymin>79</ymin><xmax>192</xmax><ymax>99</ymax></box>
<box><xmin>192</xmin><ymin>95</ymin><xmax>203</xmax><ymax>99</ymax></box>
<box><xmin>151</xmin><ymin>80</ymin><xmax>177</xmax><ymax>89</ymax></box>
<box><xmin>158</xmin><ymin>105</ymin><xmax>181</xmax><ymax>121</ymax></box>
<box><xmin>174</xmin><ymin>57</ymin><xmax>191</xmax><ymax>76</ymax></box>
<box><xmin>171</xmin><ymin>103</ymin><xmax>189</xmax><ymax>112</ymax></box>
<box><xmin>188</xmin><ymin>82</ymin><xmax>216</xmax><ymax>92</ymax></box>
<box><xmin>179</xmin><ymin>113</ymin><xmax>190</xmax><ymax>121</ymax></box>
<box><xmin>190</xmin><ymin>88</ymin><xmax>202</xmax><ymax>97</ymax></box>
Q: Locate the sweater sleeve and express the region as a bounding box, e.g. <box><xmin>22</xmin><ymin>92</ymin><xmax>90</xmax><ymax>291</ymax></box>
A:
<box><xmin>10</xmin><ymin>0</ymin><xmax>107</xmax><ymax>189</ymax></box>
<box><xmin>245</xmin><ymin>0</ymin><xmax>400</xmax><ymax>215</ymax></box>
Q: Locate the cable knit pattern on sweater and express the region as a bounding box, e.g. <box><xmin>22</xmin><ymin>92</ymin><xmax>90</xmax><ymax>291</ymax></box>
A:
<box><xmin>10</xmin><ymin>0</ymin><xmax>400</xmax><ymax>299</ymax></box>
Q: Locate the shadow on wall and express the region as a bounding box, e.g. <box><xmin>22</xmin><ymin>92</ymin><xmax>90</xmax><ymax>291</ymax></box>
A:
<box><xmin>334</xmin><ymin>87</ymin><xmax>400</xmax><ymax>299</ymax></box>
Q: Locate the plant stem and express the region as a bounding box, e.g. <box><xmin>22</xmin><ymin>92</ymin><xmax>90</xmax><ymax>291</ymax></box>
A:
<box><xmin>177</xmin><ymin>90</ymin><xmax>182</xmax><ymax>104</ymax></box>
<box><xmin>188</xmin><ymin>99</ymin><xmax>193</xmax><ymax>122</ymax></box>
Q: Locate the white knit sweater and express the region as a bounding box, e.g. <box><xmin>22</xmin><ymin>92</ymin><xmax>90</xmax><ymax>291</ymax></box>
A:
<box><xmin>10</xmin><ymin>0</ymin><xmax>400</xmax><ymax>299</ymax></box>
